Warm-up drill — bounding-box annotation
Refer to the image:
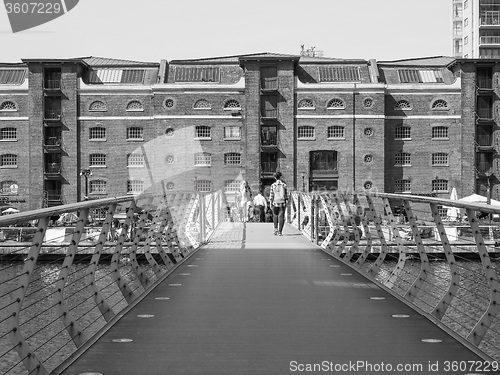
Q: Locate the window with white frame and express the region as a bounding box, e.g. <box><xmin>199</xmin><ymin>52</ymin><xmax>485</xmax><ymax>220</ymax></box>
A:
<box><xmin>394</xmin><ymin>100</ymin><xmax>412</xmax><ymax>110</ymax></box>
<box><xmin>298</xmin><ymin>126</ymin><xmax>315</xmax><ymax>139</ymax></box>
<box><xmin>0</xmin><ymin>101</ymin><xmax>17</xmax><ymax>111</ymax></box>
<box><xmin>126</xmin><ymin>100</ymin><xmax>143</xmax><ymax>111</ymax></box>
<box><xmin>432</xmin><ymin>153</ymin><xmax>449</xmax><ymax>166</ymax></box>
<box><xmin>127</xmin><ymin>153</ymin><xmax>144</xmax><ymax>167</ymax></box>
<box><xmin>223</xmin><ymin>99</ymin><xmax>241</xmax><ymax>110</ymax></box>
<box><xmin>89</xmin><ymin>101</ymin><xmax>106</xmax><ymax>111</ymax></box>
<box><xmin>127</xmin><ymin>180</ymin><xmax>144</xmax><ymax>193</ymax></box>
<box><xmin>431</xmin><ymin>99</ymin><xmax>449</xmax><ymax>110</ymax></box>
<box><xmin>224</xmin><ymin>152</ymin><xmax>241</xmax><ymax>165</ymax></box>
<box><xmin>89</xmin><ymin>153</ymin><xmax>106</xmax><ymax>166</ymax></box>
<box><xmin>127</xmin><ymin>127</ymin><xmax>143</xmax><ymax>140</ymax></box>
<box><xmin>298</xmin><ymin>99</ymin><xmax>314</xmax><ymax>109</ymax></box>
<box><xmin>224</xmin><ymin>126</ymin><xmax>240</xmax><ymax>139</ymax></box>
<box><xmin>0</xmin><ymin>127</ymin><xmax>17</xmax><ymax>140</ymax></box>
<box><xmin>394</xmin><ymin>179</ymin><xmax>411</xmax><ymax>193</ymax></box>
<box><xmin>90</xmin><ymin>180</ymin><xmax>107</xmax><ymax>194</ymax></box>
<box><xmin>195</xmin><ymin>126</ymin><xmax>211</xmax><ymax>139</ymax></box>
<box><xmin>394</xmin><ymin>152</ymin><xmax>411</xmax><ymax>166</ymax></box>
<box><xmin>90</xmin><ymin>127</ymin><xmax>106</xmax><ymax>140</ymax></box>
<box><xmin>327</xmin><ymin>126</ymin><xmax>345</xmax><ymax>139</ymax></box>
<box><xmin>319</xmin><ymin>66</ymin><xmax>360</xmax><ymax>82</ymax></box>
<box><xmin>1</xmin><ymin>180</ymin><xmax>17</xmax><ymax>194</ymax></box>
<box><xmin>326</xmin><ymin>98</ymin><xmax>345</xmax><ymax>109</ymax></box>
<box><xmin>174</xmin><ymin>67</ymin><xmax>220</xmax><ymax>83</ymax></box>
<box><xmin>394</xmin><ymin>126</ymin><xmax>411</xmax><ymax>139</ymax></box>
<box><xmin>196</xmin><ymin>179</ymin><xmax>212</xmax><ymax>192</ymax></box>
<box><xmin>194</xmin><ymin>99</ymin><xmax>211</xmax><ymax>109</ymax></box>
<box><xmin>224</xmin><ymin>180</ymin><xmax>240</xmax><ymax>193</ymax></box>
<box><xmin>0</xmin><ymin>154</ymin><xmax>17</xmax><ymax>167</ymax></box>
<box><xmin>432</xmin><ymin>179</ymin><xmax>448</xmax><ymax>192</ymax></box>
<box><xmin>432</xmin><ymin>126</ymin><xmax>449</xmax><ymax>139</ymax></box>
<box><xmin>194</xmin><ymin>153</ymin><xmax>211</xmax><ymax>166</ymax></box>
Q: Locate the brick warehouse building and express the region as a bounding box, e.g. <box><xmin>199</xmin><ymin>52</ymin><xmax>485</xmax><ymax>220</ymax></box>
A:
<box><xmin>0</xmin><ymin>53</ymin><xmax>497</xmax><ymax>213</ymax></box>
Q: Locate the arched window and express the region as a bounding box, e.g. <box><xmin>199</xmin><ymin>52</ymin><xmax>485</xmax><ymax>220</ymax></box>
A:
<box><xmin>431</xmin><ymin>99</ymin><xmax>449</xmax><ymax>110</ymax></box>
<box><xmin>89</xmin><ymin>101</ymin><xmax>106</xmax><ymax>111</ymax></box>
<box><xmin>326</xmin><ymin>98</ymin><xmax>345</xmax><ymax>109</ymax></box>
<box><xmin>0</xmin><ymin>100</ymin><xmax>17</xmax><ymax>111</ymax></box>
<box><xmin>194</xmin><ymin>99</ymin><xmax>211</xmax><ymax>109</ymax></box>
<box><xmin>298</xmin><ymin>98</ymin><xmax>314</xmax><ymax>109</ymax></box>
<box><xmin>126</xmin><ymin>100</ymin><xmax>144</xmax><ymax>111</ymax></box>
<box><xmin>394</xmin><ymin>99</ymin><xmax>412</xmax><ymax>110</ymax></box>
<box><xmin>223</xmin><ymin>99</ymin><xmax>241</xmax><ymax>110</ymax></box>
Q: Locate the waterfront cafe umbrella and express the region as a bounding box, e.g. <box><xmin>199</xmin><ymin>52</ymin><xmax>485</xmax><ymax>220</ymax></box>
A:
<box><xmin>446</xmin><ymin>187</ymin><xmax>460</xmax><ymax>220</ymax></box>
<box><xmin>458</xmin><ymin>193</ymin><xmax>500</xmax><ymax>206</ymax></box>
<box><xmin>1</xmin><ymin>207</ymin><xmax>19</xmax><ymax>215</ymax></box>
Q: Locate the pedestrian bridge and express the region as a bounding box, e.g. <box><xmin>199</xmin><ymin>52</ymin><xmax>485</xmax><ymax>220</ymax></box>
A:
<box><xmin>1</xmin><ymin>191</ymin><xmax>500</xmax><ymax>374</ymax></box>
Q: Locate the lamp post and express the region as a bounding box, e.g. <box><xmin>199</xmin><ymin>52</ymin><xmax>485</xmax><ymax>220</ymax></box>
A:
<box><xmin>80</xmin><ymin>169</ymin><xmax>92</xmax><ymax>201</ymax></box>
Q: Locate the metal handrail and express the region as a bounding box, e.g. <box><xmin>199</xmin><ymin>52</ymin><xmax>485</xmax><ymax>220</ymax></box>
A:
<box><xmin>289</xmin><ymin>190</ymin><xmax>500</xmax><ymax>362</ymax></box>
<box><xmin>0</xmin><ymin>191</ymin><xmax>225</xmax><ymax>375</ymax></box>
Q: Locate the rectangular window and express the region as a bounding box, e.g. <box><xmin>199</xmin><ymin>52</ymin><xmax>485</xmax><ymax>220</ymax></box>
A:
<box><xmin>327</xmin><ymin>126</ymin><xmax>345</xmax><ymax>139</ymax></box>
<box><xmin>319</xmin><ymin>66</ymin><xmax>360</xmax><ymax>82</ymax></box>
<box><xmin>127</xmin><ymin>127</ymin><xmax>143</xmax><ymax>140</ymax></box>
<box><xmin>89</xmin><ymin>154</ymin><xmax>106</xmax><ymax>166</ymax></box>
<box><xmin>90</xmin><ymin>180</ymin><xmax>107</xmax><ymax>194</ymax></box>
<box><xmin>196</xmin><ymin>179</ymin><xmax>212</xmax><ymax>192</ymax></box>
<box><xmin>398</xmin><ymin>69</ymin><xmax>444</xmax><ymax>83</ymax></box>
<box><xmin>174</xmin><ymin>67</ymin><xmax>220</xmax><ymax>83</ymax></box>
<box><xmin>432</xmin><ymin>179</ymin><xmax>449</xmax><ymax>192</ymax></box>
<box><xmin>127</xmin><ymin>180</ymin><xmax>144</xmax><ymax>193</ymax></box>
<box><xmin>0</xmin><ymin>154</ymin><xmax>17</xmax><ymax>167</ymax></box>
<box><xmin>432</xmin><ymin>153</ymin><xmax>449</xmax><ymax>166</ymax></box>
<box><xmin>394</xmin><ymin>126</ymin><xmax>411</xmax><ymax>139</ymax></box>
<box><xmin>431</xmin><ymin>126</ymin><xmax>449</xmax><ymax>139</ymax></box>
<box><xmin>261</xmin><ymin>125</ymin><xmax>277</xmax><ymax>146</ymax></box>
<box><xmin>127</xmin><ymin>153</ymin><xmax>144</xmax><ymax>167</ymax></box>
<box><xmin>224</xmin><ymin>180</ymin><xmax>240</xmax><ymax>193</ymax></box>
<box><xmin>1</xmin><ymin>180</ymin><xmax>17</xmax><ymax>195</ymax></box>
<box><xmin>194</xmin><ymin>153</ymin><xmax>211</xmax><ymax>166</ymax></box>
<box><xmin>0</xmin><ymin>127</ymin><xmax>17</xmax><ymax>140</ymax></box>
<box><xmin>298</xmin><ymin>126</ymin><xmax>315</xmax><ymax>139</ymax></box>
<box><xmin>224</xmin><ymin>153</ymin><xmax>241</xmax><ymax>165</ymax></box>
<box><xmin>224</xmin><ymin>126</ymin><xmax>241</xmax><ymax>139</ymax></box>
<box><xmin>394</xmin><ymin>153</ymin><xmax>411</xmax><ymax>166</ymax></box>
<box><xmin>195</xmin><ymin>126</ymin><xmax>211</xmax><ymax>139</ymax></box>
<box><xmin>90</xmin><ymin>127</ymin><xmax>106</xmax><ymax>140</ymax></box>
<box><xmin>395</xmin><ymin>179</ymin><xmax>411</xmax><ymax>193</ymax></box>
<box><xmin>87</xmin><ymin>69</ymin><xmax>145</xmax><ymax>84</ymax></box>
<box><xmin>0</xmin><ymin>69</ymin><xmax>27</xmax><ymax>85</ymax></box>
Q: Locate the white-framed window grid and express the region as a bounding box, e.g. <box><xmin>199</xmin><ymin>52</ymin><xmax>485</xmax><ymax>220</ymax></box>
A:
<box><xmin>89</xmin><ymin>153</ymin><xmax>106</xmax><ymax>167</ymax></box>
<box><xmin>127</xmin><ymin>153</ymin><xmax>144</xmax><ymax>167</ymax></box>
<box><xmin>394</xmin><ymin>126</ymin><xmax>411</xmax><ymax>139</ymax></box>
<box><xmin>195</xmin><ymin>126</ymin><xmax>211</xmax><ymax>139</ymax></box>
<box><xmin>0</xmin><ymin>127</ymin><xmax>17</xmax><ymax>140</ymax></box>
<box><xmin>432</xmin><ymin>179</ymin><xmax>449</xmax><ymax>192</ymax></box>
<box><xmin>90</xmin><ymin>180</ymin><xmax>107</xmax><ymax>194</ymax></box>
<box><xmin>0</xmin><ymin>154</ymin><xmax>17</xmax><ymax>167</ymax></box>
<box><xmin>127</xmin><ymin>180</ymin><xmax>144</xmax><ymax>193</ymax></box>
<box><xmin>394</xmin><ymin>179</ymin><xmax>411</xmax><ymax>193</ymax></box>
<box><xmin>0</xmin><ymin>101</ymin><xmax>17</xmax><ymax>111</ymax></box>
<box><xmin>224</xmin><ymin>126</ymin><xmax>241</xmax><ymax>139</ymax></box>
<box><xmin>298</xmin><ymin>126</ymin><xmax>315</xmax><ymax>139</ymax></box>
<box><xmin>327</xmin><ymin>126</ymin><xmax>345</xmax><ymax>139</ymax></box>
<box><xmin>196</xmin><ymin>179</ymin><xmax>212</xmax><ymax>192</ymax></box>
<box><xmin>89</xmin><ymin>127</ymin><xmax>106</xmax><ymax>140</ymax></box>
<box><xmin>394</xmin><ymin>152</ymin><xmax>411</xmax><ymax>166</ymax></box>
<box><xmin>224</xmin><ymin>153</ymin><xmax>241</xmax><ymax>165</ymax></box>
<box><xmin>127</xmin><ymin>127</ymin><xmax>144</xmax><ymax>140</ymax></box>
<box><xmin>194</xmin><ymin>153</ymin><xmax>212</xmax><ymax>166</ymax></box>
<box><xmin>432</xmin><ymin>126</ymin><xmax>449</xmax><ymax>139</ymax></box>
<box><xmin>126</xmin><ymin>100</ymin><xmax>144</xmax><ymax>112</ymax></box>
<box><xmin>432</xmin><ymin>153</ymin><xmax>449</xmax><ymax>166</ymax></box>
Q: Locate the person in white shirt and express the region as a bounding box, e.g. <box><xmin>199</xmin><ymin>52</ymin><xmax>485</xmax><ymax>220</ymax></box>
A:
<box><xmin>252</xmin><ymin>188</ymin><xmax>268</xmax><ymax>222</ymax></box>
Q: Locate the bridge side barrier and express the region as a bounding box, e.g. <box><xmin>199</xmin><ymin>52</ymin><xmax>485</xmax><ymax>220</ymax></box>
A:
<box><xmin>0</xmin><ymin>191</ymin><xmax>223</xmax><ymax>375</ymax></box>
<box><xmin>289</xmin><ymin>191</ymin><xmax>500</xmax><ymax>362</ymax></box>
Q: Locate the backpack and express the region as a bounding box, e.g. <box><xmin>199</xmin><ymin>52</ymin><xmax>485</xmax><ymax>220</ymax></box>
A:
<box><xmin>273</xmin><ymin>182</ymin><xmax>286</xmax><ymax>204</ymax></box>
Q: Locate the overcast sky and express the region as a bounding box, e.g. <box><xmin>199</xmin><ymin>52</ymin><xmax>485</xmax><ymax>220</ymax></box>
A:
<box><xmin>0</xmin><ymin>0</ymin><xmax>452</xmax><ymax>63</ymax></box>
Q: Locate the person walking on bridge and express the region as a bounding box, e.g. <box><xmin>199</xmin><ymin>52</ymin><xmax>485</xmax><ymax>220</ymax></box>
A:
<box><xmin>269</xmin><ymin>171</ymin><xmax>288</xmax><ymax>236</ymax></box>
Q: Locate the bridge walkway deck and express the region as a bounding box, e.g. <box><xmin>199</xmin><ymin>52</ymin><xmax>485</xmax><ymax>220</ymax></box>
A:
<box><xmin>57</xmin><ymin>222</ymin><xmax>499</xmax><ymax>375</ymax></box>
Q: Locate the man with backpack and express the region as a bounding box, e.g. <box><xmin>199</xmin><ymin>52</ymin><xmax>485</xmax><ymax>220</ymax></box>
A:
<box><xmin>269</xmin><ymin>171</ymin><xmax>288</xmax><ymax>236</ymax></box>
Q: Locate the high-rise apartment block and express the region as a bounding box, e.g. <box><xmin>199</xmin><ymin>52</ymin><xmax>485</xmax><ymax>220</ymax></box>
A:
<box><xmin>453</xmin><ymin>0</ymin><xmax>500</xmax><ymax>58</ymax></box>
